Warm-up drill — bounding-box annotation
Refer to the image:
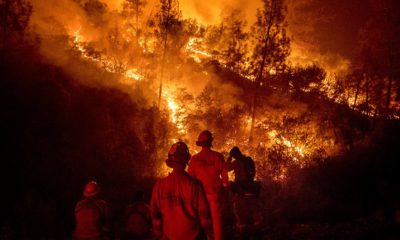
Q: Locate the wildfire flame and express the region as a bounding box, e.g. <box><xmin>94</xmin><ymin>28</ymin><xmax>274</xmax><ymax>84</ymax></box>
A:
<box><xmin>72</xmin><ymin>27</ymin><xmax>188</xmax><ymax>152</ymax></box>
<box><xmin>163</xmin><ymin>88</ymin><xmax>186</xmax><ymax>135</ymax></box>
<box><xmin>73</xmin><ymin>28</ymin><xmax>144</xmax><ymax>83</ymax></box>
<box><xmin>186</xmin><ymin>37</ymin><xmax>212</xmax><ymax>63</ymax></box>
<box><xmin>125</xmin><ymin>68</ymin><xmax>143</xmax><ymax>81</ymax></box>
<box><xmin>70</xmin><ymin>25</ymin><xmax>335</xmax><ymax>181</ymax></box>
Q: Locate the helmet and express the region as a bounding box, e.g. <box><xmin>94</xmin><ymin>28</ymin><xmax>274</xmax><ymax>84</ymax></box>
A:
<box><xmin>166</xmin><ymin>141</ymin><xmax>191</xmax><ymax>167</ymax></box>
<box><xmin>229</xmin><ymin>146</ymin><xmax>241</xmax><ymax>158</ymax></box>
<box><xmin>83</xmin><ymin>181</ymin><xmax>101</xmax><ymax>197</ymax></box>
<box><xmin>195</xmin><ymin>130</ymin><xmax>213</xmax><ymax>146</ymax></box>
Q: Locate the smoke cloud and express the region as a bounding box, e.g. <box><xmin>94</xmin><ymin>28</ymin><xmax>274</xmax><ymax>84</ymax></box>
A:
<box><xmin>285</xmin><ymin>0</ymin><xmax>371</xmax><ymax>74</ymax></box>
<box><xmin>177</xmin><ymin>0</ymin><xmax>370</xmax><ymax>74</ymax></box>
<box><xmin>28</xmin><ymin>0</ymin><xmax>372</xmax><ymax>89</ymax></box>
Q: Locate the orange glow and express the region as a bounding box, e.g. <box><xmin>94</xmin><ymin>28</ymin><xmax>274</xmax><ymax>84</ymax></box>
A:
<box><xmin>59</xmin><ymin>4</ymin><xmax>350</xmax><ymax>181</ymax></box>
<box><xmin>70</xmin><ymin>25</ymin><xmax>341</xmax><ymax>181</ymax></box>
<box><xmin>125</xmin><ymin>68</ymin><xmax>143</xmax><ymax>81</ymax></box>
<box><xmin>163</xmin><ymin>88</ymin><xmax>186</xmax><ymax>135</ymax></box>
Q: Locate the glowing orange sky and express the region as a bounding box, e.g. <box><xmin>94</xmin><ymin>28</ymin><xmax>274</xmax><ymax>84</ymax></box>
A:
<box><xmin>31</xmin><ymin>0</ymin><xmax>376</xmax><ymax>74</ymax></box>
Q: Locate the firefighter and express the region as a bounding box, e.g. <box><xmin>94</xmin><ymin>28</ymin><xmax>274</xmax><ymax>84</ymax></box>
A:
<box><xmin>227</xmin><ymin>147</ymin><xmax>262</xmax><ymax>239</ymax></box>
<box><xmin>150</xmin><ymin>141</ymin><xmax>212</xmax><ymax>240</ymax></box>
<box><xmin>123</xmin><ymin>191</ymin><xmax>151</xmax><ymax>240</ymax></box>
<box><xmin>188</xmin><ymin>130</ymin><xmax>229</xmax><ymax>240</ymax></box>
<box><xmin>73</xmin><ymin>181</ymin><xmax>109</xmax><ymax>240</ymax></box>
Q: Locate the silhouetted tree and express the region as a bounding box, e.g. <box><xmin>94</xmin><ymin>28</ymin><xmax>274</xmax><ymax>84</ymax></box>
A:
<box><xmin>203</xmin><ymin>24</ymin><xmax>224</xmax><ymax>53</ymax></box>
<box><xmin>290</xmin><ymin>64</ymin><xmax>326</xmax><ymax>93</ymax></box>
<box><xmin>250</xmin><ymin>0</ymin><xmax>290</xmax><ymax>81</ymax></box>
<box><xmin>220</xmin><ymin>10</ymin><xmax>248</xmax><ymax>75</ymax></box>
<box><xmin>248</xmin><ymin>0</ymin><xmax>290</xmax><ymax>142</ymax></box>
<box><xmin>354</xmin><ymin>0</ymin><xmax>400</xmax><ymax>117</ymax></box>
<box><xmin>151</xmin><ymin>0</ymin><xmax>182</xmax><ymax>108</ymax></box>
<box><xmin>121</xmin><ymin>0</ymin><xmax>147</xmax><ymax>36</ymax></box>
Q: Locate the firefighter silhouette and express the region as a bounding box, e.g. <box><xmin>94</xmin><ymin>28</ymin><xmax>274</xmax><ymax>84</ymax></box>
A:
<box><xmin>73</xmin><ymin>181</ymin><xmax>109</xmax><ymax>240</ymax></box>
<box><xmin>150</xmin><ymin>141</ymin><xmax>212</xmax><ymax>240</ymax></box>
<box><xmin>188</xmin><ymin>130</ymin><xmax>229</xmax><ymax>240</ymax></box>
<box><xmin>227</xmin><ymin>147</ymin><xmax>262</xmax><ymax>239</ymax></box>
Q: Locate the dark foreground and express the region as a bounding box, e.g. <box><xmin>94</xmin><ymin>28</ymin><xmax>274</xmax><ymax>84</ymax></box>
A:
<box><xmin>1</xmin><ymin>174</ymin><xmax>399</xmax><ymax>240</ymax></box>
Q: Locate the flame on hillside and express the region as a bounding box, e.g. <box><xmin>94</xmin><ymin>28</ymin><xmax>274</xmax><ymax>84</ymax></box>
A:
<box><xmin>186</xmin><ymin>37</ymin><xmax>212</xmax><ymax>63</ymax></box>
<box><xmin>73</xmin><ymin>28</ymin><xmax>143</xmax><ymax>83</ymax></box>
<box><xmin>69</xmin><ymin>26</ymin><xmax>338</xmax><ymax>181</ymax></box>
<box><xmin>163</xmin><ymin>88</ymin><xmax>187</xmax><ymax>135</ymax></box>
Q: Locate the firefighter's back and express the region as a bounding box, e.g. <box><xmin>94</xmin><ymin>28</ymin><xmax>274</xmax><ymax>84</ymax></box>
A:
<box><xmin>73</xmin><ymin>198</ymin><xmax>106</xmax><ymax>239</ymax></box>
<box><xmin>151</xmin><ymin>171</ymin><xmax>208</xmax><ymax>240</ymax></box>
<box><xmin>189</xmin><ymin>148</ymin><xmax>225</xmax><ymax>194</ymax></box>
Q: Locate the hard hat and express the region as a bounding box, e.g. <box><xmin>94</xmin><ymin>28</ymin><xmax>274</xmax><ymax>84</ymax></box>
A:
<box><xmin>195</xmin><ymin>130</ymin><xmax>214</xmax><ymax>146</ymax></box>
<box><xmin>83</xmin><ymin>181</ymin><xmax>101</xmax><ymax>197</ymax></box>
<box><xmin>166</xmin><ymin>141</ymin><xmax>191</xmax><ymax>166</ymax></box>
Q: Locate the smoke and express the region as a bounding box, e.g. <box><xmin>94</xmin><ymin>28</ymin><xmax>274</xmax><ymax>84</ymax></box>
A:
<box><xmin>29</xmin><ymin>0</ymin><xmax>370</xmax><ymax>73</ymax></box>
<box><xmin>178</xmin><ymin>0</ymin><xmax>364</xmax><ymax>75</ymax></box>
<box><xmin>27</xmin><ymin>0</ymin><xmax>245</xmax><ymax>100</ymax></box>
<box><xmin>178</xmin><ymin>0</ymin><xmax>262</xmax><ymax>24</ymax></box>
<box><xmin>176</xmin><ymin>0</ymin><xmax>367</xmax><ymax>75</ymax></box>
<box><xmin>27</xmin><ymin>0</ymin><xmax>371</xmax><ymax>103</ymax></box>
<box><xmin>21</xmin><ymin>0</ymin><xmax>360</xmax><ymax>181</ymax></box>
<box><xmin>30</xmin><ymin>0</ymin><xmax>91</xmax><ymax>37</ymax></box>
<box><xmin>285</xmin><ymin>0</ymin><xmax>371</xmax><ymax>74</ymax></box>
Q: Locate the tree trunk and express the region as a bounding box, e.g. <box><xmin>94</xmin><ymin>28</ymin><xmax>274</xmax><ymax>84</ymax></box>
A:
<box><xmin>249</xmin><ymin>17</ymin><xmax>273</xmax><ymax>143</ymax></box>
<box><xmin>249</xmin><ymin>93</ymin><xmax>257</xmax><ymax>142</ymax></box>
<box><xmin>157</xmin><ymin>0</ymin><xmax>171</xmax><ymax>109</ymax></box>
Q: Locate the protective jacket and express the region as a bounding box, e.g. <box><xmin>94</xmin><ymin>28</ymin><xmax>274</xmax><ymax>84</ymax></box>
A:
<box><xmin>73</xmin><ymin>198</ymin><xmax>108</xmax><ymax>239</ymax></box>
<box><xmin>227</xmin><ymin>155</ymin><xmax>260</xmax><ymax>197</ymax></box>
<box><xmin>188</xmin><ymin>148</ymin><xmax>229</xmax><ymax>194</ymax></box>
<box><xmin>150</xmin><ymin>170</ymin><xmax>211</xmax><ymax>240</ymax></box>
<box><xmin>188</xmin><ymin>147</ymin><xmax>228</xmax><ymax>240</ymax></box>
<box><xmin>227</xmin><ymin>155</ymin><xmax>262</xmax><ymax>232</ymax></box>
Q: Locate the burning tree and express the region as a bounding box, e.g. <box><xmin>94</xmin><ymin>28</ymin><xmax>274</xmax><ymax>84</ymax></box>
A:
<box><xmin>121</xmin><ymin>0</ymin><xmax>146</xmax><ymax>36</ymax></box>
<box><xmin>248</xmin><ymin>0</ymin><xmax>290</xmax><ymax>142</ymax></box>
<box><xmin>250</xmin><ymin>0</ymin><xmax>290</xmax><ymax>79</ymax></box>
<box><xmin>4</xmin><ymin>1</ymin><xmax>400</xmax><ymax>238</ymax></box>
<box><xmin>12</xmin><ymin>0</ymin><xmax>382</xmax><ymax>182</ymax></box>
<box><xmin>120</xmin><ymin>0</ymin><xmax>147</xmax><ymax>68</ymax></box>
<box><xmin>150</xmin><ymin>0</ymin><xmax>183</xmax><ymax>108</ymax></box>
<box><xmin>219</xmin><ymin>10</ymin><xmax>248</xmax><ymax>76</ymax></box>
